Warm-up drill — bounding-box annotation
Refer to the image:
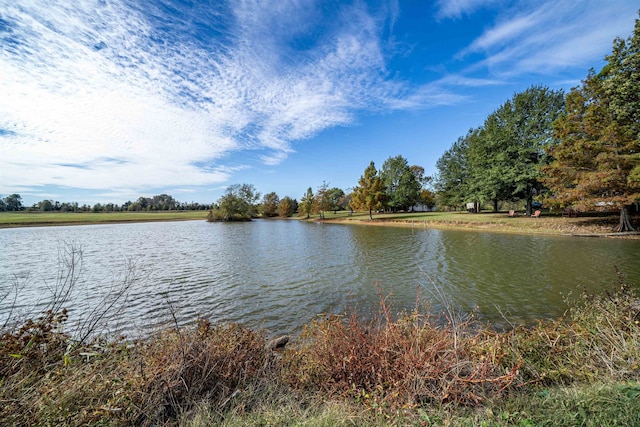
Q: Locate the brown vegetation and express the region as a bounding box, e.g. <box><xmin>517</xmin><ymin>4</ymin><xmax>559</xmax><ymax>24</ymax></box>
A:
<box><xmin>1</xmin><ymin>277</ymin><xmax>640</xmax><ymax>425</ymax></box>
<box><xmin>281</xmin><ymin>297</ymin><xmax>519</xmax><ymax>410</ymax></box>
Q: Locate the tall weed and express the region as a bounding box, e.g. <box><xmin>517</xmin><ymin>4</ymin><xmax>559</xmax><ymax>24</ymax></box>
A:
<box><xmin>281</xmin><ymin>296</ymin><xmax>520</xmax><ymax>410</ymax></box>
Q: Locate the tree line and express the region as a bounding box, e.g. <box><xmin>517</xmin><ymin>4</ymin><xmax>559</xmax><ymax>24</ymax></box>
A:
<box><xmin>211</xmin><ymin>15</ymin><xmax>639</xmax><ymax>228</ymax></box>
<box><xmin>0</xmin><ymin>193</ymin><xmax>212</xmax><ymax>213</ymax></box>
<box><xmin>434</xmin><ymin>16</ymin><xmax>640</xmax><ymax>231</ymax></box>
<box><xmin>207</xmin><ymin>154</ymin><xmax>436</xmax><ymax>222</ymax></box>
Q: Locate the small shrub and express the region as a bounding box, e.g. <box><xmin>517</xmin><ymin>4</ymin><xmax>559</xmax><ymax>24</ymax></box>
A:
<box><xmin>135</xmin><ymin>320</ymin><xmax>272</xmax><ymax>424</ymax></box>
<box><xmin>281</xmin><ymin>299</ymin><xmax>521</xmax><ymax>409</ymax></box>
<box><xmin>0</xmin><ymin>309</ymin><xmax>138</xmax><ymax>425</ymax></box>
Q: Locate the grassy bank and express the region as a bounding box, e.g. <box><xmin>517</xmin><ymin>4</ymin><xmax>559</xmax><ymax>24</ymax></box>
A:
<box><xmin>2</xmin><ymin>278</ymin><xmax>640</xmax><ymax>426</ymax></box>
<box><xmin>0</xmin><ymin>211</ymin><xmax>208</xmax><ymax>228</ymax></box>
<box><xmin>3</xmin><ymin>210</ymin><xmax>638</xmax><ymax>239</ymax></box>
<box><xmin>310</xmin><ymin>210</ymin><xmax>640</xmax><ymax>238</ymax></box>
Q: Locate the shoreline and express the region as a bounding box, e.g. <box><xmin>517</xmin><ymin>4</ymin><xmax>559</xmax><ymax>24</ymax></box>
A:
<box><xmin>2</xmin><ymin>210</ymin><xmax>639</xmax><ymax>239</ymax></box>
<box><xmin>310</xmin><ymin>214</ymin><xmax>640</xmax><ymax>239</ymax></box>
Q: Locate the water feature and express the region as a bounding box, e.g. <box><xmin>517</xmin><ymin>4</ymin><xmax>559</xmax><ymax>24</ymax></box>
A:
<box><xmin>1</xmin><ymin>219</ymin><xmax>639</xmax><ymax>335</ymax></box>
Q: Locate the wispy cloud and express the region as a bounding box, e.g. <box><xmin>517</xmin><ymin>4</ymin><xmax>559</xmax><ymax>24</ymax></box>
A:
<box><xmin>0</xmin><ymin>0</ymin><xmax>445</xmax><ymax>198</ymax></box>
<box><xmin>435</xmin><ymin>75</ymin><xmax>504</xmax><ymax>88</ymax></box>
<box><xmin>457</xmin><ymin>0</ymin><xmax>637</xmax><ymax>77</ymax></box>
<box><xmin>457</xmin><ymin>13</ymin><xmax>541</xmax><ymax>57</ymax></box>
<box><xmin>436</xmin><ymin>0</ymin><xmax>498</xmax><ymax>20</ymax></box>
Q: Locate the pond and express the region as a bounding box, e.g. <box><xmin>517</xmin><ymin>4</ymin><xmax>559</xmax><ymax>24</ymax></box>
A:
<box><xmin>1</xmin><ymin>219</ymin><xmax>639</xmax><ymax>336</ymax></box>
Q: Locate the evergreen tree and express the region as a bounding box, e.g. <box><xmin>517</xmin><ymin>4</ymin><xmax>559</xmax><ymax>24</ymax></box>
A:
<box><xmin>299</xmin><ymin>187</ymin><xmax>315</xmax><ymax>219</ymax></box>
<box><xmin>351</xmin><ymin>161</ymin><xmax>386</xmax><ymax>219</ymax></box>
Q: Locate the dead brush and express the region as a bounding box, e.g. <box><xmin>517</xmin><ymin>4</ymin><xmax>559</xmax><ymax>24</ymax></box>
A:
<box><xmin>0</xmin><ymin>308</ymin><xmax>70</xmax><ymax>373</ymax></box>
<box><xmin>562</xmin><ymin>274</ymin><xmax>640</xmax><ymax>379</ymax></box>
<box><xmin>0</xmin><ymin>309</ymin><xmax>139</xmax><ymax>426</ymax></box>
<box><xmin>281</xmin><ymin>295</ymin><xmax>522</xmax><ymax>410</ymax></box>
<box><xmin>0</xmin><ymin>309</ymin><xmax>71</xmax><ymax>424</ymax></box>
<box><xmin>499</xmin><ymin>272</ymin><xmax>640</xmax><ymax>385</ymax></box>
<box><xmin>135</xmin><ymin>319</ymin><xmax>272</xmax><ymax>425</ymax></box>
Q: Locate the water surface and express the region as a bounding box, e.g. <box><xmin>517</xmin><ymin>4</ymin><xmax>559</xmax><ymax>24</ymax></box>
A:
<box><xmin>1</xmin><ymin>220</ymin><xmax>639</xmax><ymax>335</ymax></box>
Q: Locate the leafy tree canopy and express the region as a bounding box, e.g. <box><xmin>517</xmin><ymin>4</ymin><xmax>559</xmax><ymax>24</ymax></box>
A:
<box><xmin>434</xmin><ymin>133</ymin><xmax>472</xmax><ymax>210</ymax></box>
<box><xmin>327</xmin><ymin>187</ymin><xmax>345</xmax><ymax>213</ymax></box>
<box><xmin>208</xmin><ymin>184</ymin><xmax>260</xmax><ymax>222</ymax></box>
<box><xmin>2</xmin><ymin>194</ymin><xmax>23</xmax><ymax>211</ymax></box>
<box><xmin>277</xmin><ymin>196</ymin><xmax>296</xmax><ymax>218</ymax></box>
<box><xmin>434</xmin><ymin>85</ymin><xmax>564</xmax><ymax>214</ymax></box>
<box><xmin>261</xmin><ymin>192</ymin><xmax>280</xmax><ymax>217</ymax></box>
<box><xmin>380</xmin><ymin>155</ymin><xmax>422</xmax><ymax>211</ymax></box>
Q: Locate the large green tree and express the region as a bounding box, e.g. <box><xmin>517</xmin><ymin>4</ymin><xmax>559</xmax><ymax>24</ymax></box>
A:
<box><xmin>457</xmin><ymin>127</ymin><xmax>496</xmax><ymax>212</ymax></box>
<box><xmin>150</xmin><ymin>194</ymin><xmax>177</xmax><ymax>210</ymax></box>
<box><xmin>434</xmin><ymin>133</ymin><xmax>472</xmax><ymax>210</ymax></box>
<box><xmin>435</xmin><ymin>86</ymin><xmax>564</xmax><ymax>215</ymax></box>
<box><xmin>207</xmin><ymin>184</ymin><xmax>260</xmax><ymax>222</ymax></box>
<box><xmin>543</xmin><ymin>17</ymin><xmax>640</xmax><ymax>231</ymax></box>
<box><xmin>327</xmin><ymin>187</ymin><xmax>345</xmax><ymax>213</ymax></box>
<box><xmin>473</xmin><ymin>86</ymin><xmax>564</xmax><ymax>215</ymax></box>
<box><xmin>380</xmin><ymin>155</ymin><xmax>422</xmax><ymax>211</ymax></box>
<box><xmin>2</xmin><ymin>194</ymin><xmax>23</xmax><ymax>211</ymax></box>
<box><xmin>351</xmin><ymin>161</ymin><xmax>386</xmax><ymax>219</ymax></box>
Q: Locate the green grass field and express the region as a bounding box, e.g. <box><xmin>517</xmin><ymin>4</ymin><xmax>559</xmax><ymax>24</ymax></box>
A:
<box><xmin>0</xmin><ymin>210</ymin><xmax>208</xmax><ymax>227</ymax></box>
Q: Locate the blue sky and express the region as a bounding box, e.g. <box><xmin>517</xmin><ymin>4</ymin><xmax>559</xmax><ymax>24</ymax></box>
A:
<box><xmin>0</xmin><ymin>0</ymin><xmax>637</xmax><ymax>206</ymax></box>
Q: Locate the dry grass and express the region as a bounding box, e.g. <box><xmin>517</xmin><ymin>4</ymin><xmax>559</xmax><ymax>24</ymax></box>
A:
<box><xmin>0</xmin><ymin>318</ymin><xmax>274</xmax><ymax>426</ymax></box>
<box><xmin>281</xmin><ymin>297</ymin><xmax>520</xmax><ymax>411</ymax></box>
<box><xmin>503</xmin><ymin>274</ymin><xmax>640</xmax><ymax>386</ymax></box>
<box><xmin>134</xmin><ymin>320</ymin><xmax>272</xmax><ymax>424</ymax></box>
<box><xmin>1</xmin><ymin>278</ymin><xmax>640</xmax><ymax>425</ymax></box>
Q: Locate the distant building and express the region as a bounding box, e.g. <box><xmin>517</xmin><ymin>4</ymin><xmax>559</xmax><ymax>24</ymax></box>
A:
<box><xmin>412</xmin><ymin>204</ymin><xmax>435</xmax><ymax>212</ymax></box>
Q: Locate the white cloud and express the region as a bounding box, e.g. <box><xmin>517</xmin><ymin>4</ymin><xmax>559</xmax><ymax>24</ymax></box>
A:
<box><xmin>436</xmin><ymin>0</ymin><xmax>498</xmax><ymax>19</ymax></box>
<box><xmin>435</xmin><ymin>75</ymin><xmax>504</xmax><ymax>88</ymax></box>
<box><xmin>458</xmin><ymin>14</ymin><xmax>540</xmax><ymax>56</ymax></box>
<box><xmin>458</xmin><ymin>0</ymin><xmax>637</xmax><ymax>77</ymax></box>
<box><xmin>1</xmin><ymin>0</ymin><xmax>444</xmax><ymax>197</ymax></box>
